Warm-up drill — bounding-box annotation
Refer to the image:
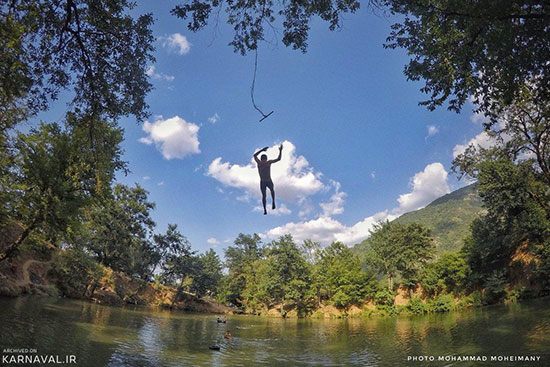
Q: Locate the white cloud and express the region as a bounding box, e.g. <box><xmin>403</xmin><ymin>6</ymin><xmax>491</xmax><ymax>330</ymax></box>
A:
<box><xmin>208</xmin><ymin>113</ymin><xmax>220</xmax><ymax>124</ymax></box>
<box><xmin>160</xmin><ymin>33</ymin><xmax>191</xmax><ymax>55</ymax></box>
<box><xmin>139</xmin><ymin>116</ymin><xmax>200</xmax><ymax>159</ymax></box>
<box><xmin>207</xmin><ymin>237</ymin><xmax>220</xmax><ymax>246</ymax></box>
<box><xmin>452</xmin><ymin>131</ymin><xmax>495</xmax><ymax>159</ymax></box>
<box><xmin>157</xmin><ymin>181</ymin><xmax>165</xmax><ymax>186</ymax></box>
<box><xmin>268</xmin><ymin>216</ymin><xmax>347</xmax><ymax>244</ymax></box>
<box><xmin>253</xmin><ymin>203</ymin><xmax>292</xmax><ymax>216</ymax></box>
<box><xmin>370</xmin><ymin>171</ymin><xmax>376</xmax><ymax>180</ymax></box>
<box><xmin>266</xmin><ymin>162</ymin><xmax>451</xmax><ymax>246</ymax></box>
<box><xmin>269</xmin><ymin>210</ymin><xmax>398</xmax><ymax>245</ymax></box>
<box><xmin>426</xmin><ymin>125</ymin><xmax>439</xmax><ymax>139</ymax></box>
<box><xmin>143</xmin><ymin>176</ymin><xmax>150</xmax><ymax>180</ymax></box>
<box><xmin>145</xmin><ymin>65</ymin><xmax>175</xmax><ymax>82</ymax></box>
<box><xmin>395</xmin><ymin>162</ymin><xmax>450</xmax><ymax>214</ymax></box>
<box><xmin>236</xmin><ymin>193</ymin><xmax>251</xmax><ymax>202</ymax></box>
<box><xmin>298</xmin><ymin>199</ymin><xmax>315</xmax><ymax>218</ymax></box>
<box><xmin>319</xmin><ymin>181</ymin><xmax>346</xmax><ymax>216</ymax></box>
<box><xmin>335</xmin><ymin>210</ymin><xmax>398</xmax><ymax>245</ymax></box>
<box><xmin>207</xmin><ymin>140</ymin><xmax>324</xmax><ymax>202</ymax></box>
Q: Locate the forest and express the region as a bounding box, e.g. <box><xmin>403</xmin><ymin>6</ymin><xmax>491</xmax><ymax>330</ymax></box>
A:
<box><xmin>1</xmin><ymin>0</ymin><xmax>549</xmax><ymax>317</ymax></box>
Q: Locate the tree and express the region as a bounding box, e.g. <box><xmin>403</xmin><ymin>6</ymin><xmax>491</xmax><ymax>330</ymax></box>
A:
<box><xmin>172</xmin><ymin>1</ymin><xmax>549</xmax><ymax>116</ymax></box>
<box><xmin>51</xmin><ymin>248</ymin><xmax>104</xmax><ymax>298</ymax></box>
<box><xmin>262</xmin><ymin>235</ymin><xmax>313</xmax><ymax>316</ymax></box>
<box><xmin>1</xmin><ymin>120</ymin><xmax>121</xmax><ymax>261</ymax></box>
<box><xmin>80</xmin><ymin>184</ymin><xmax>157</xmax><ymax>279</ymax></box>
<box><xmin>453</xmin><ymin>153</ymin><xmax>550</xmax><ymax>296</ymax></box>
<box><xmin>4</xmin><ymin>123</ymin><xmax>85</xmax><ymax>259</ymax></box>
<box><xmin>223</xmin><ymin>233</ymin><xmax>263</xmax><ymax>307</ymax></box>
<box><xmin>300</xmin><ymin>239</ymin><xmax>322</xmax><ymax>264</ymax></box>
<box><xmin>1</xmin><ymin>1</ymin><xmax>154</xmax><ymax>229</ymax></box>
<box><xmin>315</xmin><ymin>241</ymin><xmax>377</xmax><ymax>309</ymax></box>
<box><xmin>193</xmin><ymin>249</ymin><xmax>223</xmax><ymax>297</ymax></box>
<box><xmin>160</xmin><ymin>228</ymin><xmax>199</xmax><ymax>304</ymax></box>
<box><xmin>0</xmin><ymin>0</ymin><xmax>155</xmax><ymax>124</ymax></box>
<box><xmin>451</xmin><ymin>85</ymin><xmax>550</xmax><ymax>293</ymax></box>
<box><xmin>364</xmin><ymin>221</ymin><xmax>402</xmax><ymax>289</ymax></box>
<box><xmin>172</xmin><ymin>0</ymin><xmax>365</xmax><ymax>55</ymax></box>
<box><xmin>454</xmin><ymin>86</ymin><xmax>550</xmax><ymax>218</ymax></box>
<box><xmin>0</xmin><ymin>116</ymin><xmax>125</xmax><ymax>262</ymax></box>
<box><xmin>365</xmin><ymin>221</ymin><xmax>434</xmax><ymax>290</ymax></box>
<box><xmin>384</xmin><ymin>1</ymin><xmax>550</xmax><ymax>114</ymax></box>
<box><xmin>152</xmin><ymin>224</ymin><xmax>186</xmax><ymax>273</ymax></box>
<box><xmin>420</xmin><ymin>253</ymin><xmax>470</xmax><ymax>297</ymax></box>
<box><xmin>396</xmin><ymin>222</ymin><xmax>435</xmax><ymax>292</ymax></box>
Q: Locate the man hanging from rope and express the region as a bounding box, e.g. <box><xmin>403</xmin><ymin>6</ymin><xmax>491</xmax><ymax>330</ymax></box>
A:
<box><xmin>254</xmin><ymin>144</ymin><xmax>283</xmax><ymax>215</ymax></box>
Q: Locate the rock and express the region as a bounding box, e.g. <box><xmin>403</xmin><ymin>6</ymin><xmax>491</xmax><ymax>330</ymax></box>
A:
<box><xmin>92</xmin><ymin>289</ymin><xmax>124</xmax><ymax>306</ymax></box>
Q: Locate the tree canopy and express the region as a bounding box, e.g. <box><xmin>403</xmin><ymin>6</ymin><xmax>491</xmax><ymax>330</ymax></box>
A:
<box><xmin>384</xmin><ymin>1</ymin><xmax>550</xmax><ymax>114</ymax></box>
<box><xmin>172</xmin><ymin>0</ymin><xmax>550</xmax><ymax>115</ymax></box>
<box><xmin>365</xmin><ymin>221</ymin><xmax>434</xmax><ymax>289</ymax></box>
<box><xmin>1</xmin><ymin>0</ymin><xmax>154</xmax><ymax>126</ymax></box>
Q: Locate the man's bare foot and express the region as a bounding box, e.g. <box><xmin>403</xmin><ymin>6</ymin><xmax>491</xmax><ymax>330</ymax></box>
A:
<box><xmin>272</xmin><ymin>203</ymin><xmax>276</xmax><ymax>210</ymax></box>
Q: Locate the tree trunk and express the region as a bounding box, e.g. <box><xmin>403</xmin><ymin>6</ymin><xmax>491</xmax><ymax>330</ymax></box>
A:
<box><xmin>0</xmin><ymin>219</ymin><xmax>39</xmax><ymax>263</ymax></box>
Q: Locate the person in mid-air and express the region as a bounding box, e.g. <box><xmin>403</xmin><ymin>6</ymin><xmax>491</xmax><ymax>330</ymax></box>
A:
<box><xmin>254</xmin><ymin>144</ymin><xmax>283</xmax><ymax>215</ymax></box>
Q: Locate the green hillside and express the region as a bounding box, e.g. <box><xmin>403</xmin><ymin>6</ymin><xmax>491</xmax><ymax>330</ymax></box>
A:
<box><xmin>354</xmin><ymin>183</ymin><xmax>485</xmax><ymax>255</ymax></box>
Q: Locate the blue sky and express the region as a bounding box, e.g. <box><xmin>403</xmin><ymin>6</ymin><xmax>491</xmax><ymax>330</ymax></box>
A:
<box><xmin>34</xmin><ymin>3</ymin><xmax>490</xmax><ymax>254</ymax></box>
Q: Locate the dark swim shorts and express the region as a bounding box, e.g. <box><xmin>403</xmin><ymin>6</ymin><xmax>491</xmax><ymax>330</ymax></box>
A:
<box><xmin>260</xmin><ymin>180</ymin><xmax>274</xmax><ymax>193</ymax></box>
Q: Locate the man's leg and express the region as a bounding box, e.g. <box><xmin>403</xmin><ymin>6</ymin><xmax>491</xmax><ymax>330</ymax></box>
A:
<box><xmin>260</xmin><ymin>182</ymin><xmax>267</xmax><ymax>215</ymax></box>
<box><xmin>268</xmin><ymin>182</ymin><xmax>276</xmax><ymax>210</ymax></box>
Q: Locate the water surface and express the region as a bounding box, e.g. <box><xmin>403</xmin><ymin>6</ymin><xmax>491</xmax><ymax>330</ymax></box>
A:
<box><xmin>1</xmin><ymin>297</ymin><xmax>549</xmax><ymax>366</ymax></box>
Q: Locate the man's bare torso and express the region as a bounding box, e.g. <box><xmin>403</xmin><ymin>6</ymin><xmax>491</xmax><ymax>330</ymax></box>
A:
<box><xmin>257</xmin><ymin>160</ymin><xmax>272</xmax><ymax>182</ymax></box>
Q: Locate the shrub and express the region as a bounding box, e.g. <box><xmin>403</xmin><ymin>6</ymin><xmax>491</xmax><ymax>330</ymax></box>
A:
<box><xmin>407</xmin><ymin>296</ymin><xmax>427</xmax><ymax>314</ymax></box>
<box><xmin>483</xmin><ymin>270</ymin><xmax>508</xmax><ymax>304</ymax></box>
<box><xmin>504</xmin><ymin>289</ymin><xmax>519</xmax><ymax>304</ymax></box>
<box><xmin>420</xmin><ymin>253</ymin><xmax>471</xmax><ymax>297</ymax></box>
<box><xmin>430</xmin><ymin>294</ymin><xmax>454</xmax><ymax>312</ymax></box>
<box><xmin>361</xmin><ymin>308</ymin><xmax>374</xmax><ymax>318</ymax></box>
<box><xmin>374</xmin><ymin>289</ymin><xmax>397</xmax><ymax>315</ymax></box>
<box><xmin>457</xmin><ymin>291</ymin><xmax>483</xmax><ymax>308</ymax></box>
<box><xmin>312</xmin><ymin>310</ymin><xmax>325</xmax><ymax>319</ymax></box>
<box><xmin>333</xmin><ymin>290</ymin><xmax>353</xmax><ymax>309</ymax></box>
<box><xmin>374</xmin><ymin>289</ymin><xmax>395</xmax><ymax>307</ymax></box>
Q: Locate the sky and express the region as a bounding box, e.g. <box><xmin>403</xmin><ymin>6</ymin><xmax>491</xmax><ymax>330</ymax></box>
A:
<box><xmin>34</xmin><ymin>3</ymin><xmax>493</xmax><ymax>254</ymax></box>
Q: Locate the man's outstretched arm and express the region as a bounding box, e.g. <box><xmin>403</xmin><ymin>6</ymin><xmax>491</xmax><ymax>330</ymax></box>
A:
<box><xmin>254</xmin><ymin>146</ymin><xmax>269</xmax><ymax>163</ymax></box>
<box><xmin>272</xmin><ymin>144</ymin><xmax>283</xmax><ymax>163</ymax></box>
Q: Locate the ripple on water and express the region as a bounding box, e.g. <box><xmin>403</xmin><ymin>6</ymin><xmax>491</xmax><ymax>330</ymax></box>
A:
<box><xmin>1</xmin><ymin>297</ymin><xmax>550</xmax><ymax>367</ymax></box>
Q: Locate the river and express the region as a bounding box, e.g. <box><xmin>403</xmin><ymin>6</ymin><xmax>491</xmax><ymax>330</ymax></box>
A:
<box><xmin>0</xmin><ymin>296</ymin><xmax>549</xmax><ymax>366</ymax></box>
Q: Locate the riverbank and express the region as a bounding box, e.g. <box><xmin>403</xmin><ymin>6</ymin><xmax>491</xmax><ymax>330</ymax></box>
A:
<box><xmin>0</xmin><ymin>223</ymin><xmax>234</xmax><ymax>314</ymax></box>
<box><xmin>2</xmin><ymin>221</ymin><xmax>548</xmax><ymax>320</ymax></box>
<box><xmin>0</xmin><ymin>250</ymin><xmax>234</xmax><ymax>313</ymax></box>
<box><xmin>1</xmin><ymin>244</ymin><xmax>546</xmax><ymax>319</ymax></box>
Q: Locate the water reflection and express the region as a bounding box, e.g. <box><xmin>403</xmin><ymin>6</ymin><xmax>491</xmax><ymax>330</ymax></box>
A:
<box><xmin>1</xmin><ymin>296</ymin><xmax>549</xmax><ymax>366</ymax></box>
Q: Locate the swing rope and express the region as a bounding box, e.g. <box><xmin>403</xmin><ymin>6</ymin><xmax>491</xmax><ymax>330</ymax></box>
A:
<box><xmin>251</xmin><ymin>48</ymin><xmax>274</xmax><ymax>122</ymax></box>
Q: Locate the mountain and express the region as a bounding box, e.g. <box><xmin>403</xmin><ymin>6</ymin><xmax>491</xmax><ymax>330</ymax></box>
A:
<box><xmin>354</xmin><ymin>183</ymin><xmax>485</xmax><ymax>255</ymax></box>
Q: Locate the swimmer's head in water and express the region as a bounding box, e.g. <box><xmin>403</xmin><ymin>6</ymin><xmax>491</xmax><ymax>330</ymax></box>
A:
<box><xmin>261</xmin><ymin>154</ymin><xmax>267</xmax><ymax>161</ymax></box>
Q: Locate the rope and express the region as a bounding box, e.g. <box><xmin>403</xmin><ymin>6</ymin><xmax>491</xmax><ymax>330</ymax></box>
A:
<box><xmin>251</xmin><ymin>48</ymin><xmax>274</xmax><ymax>122</ymax></box>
